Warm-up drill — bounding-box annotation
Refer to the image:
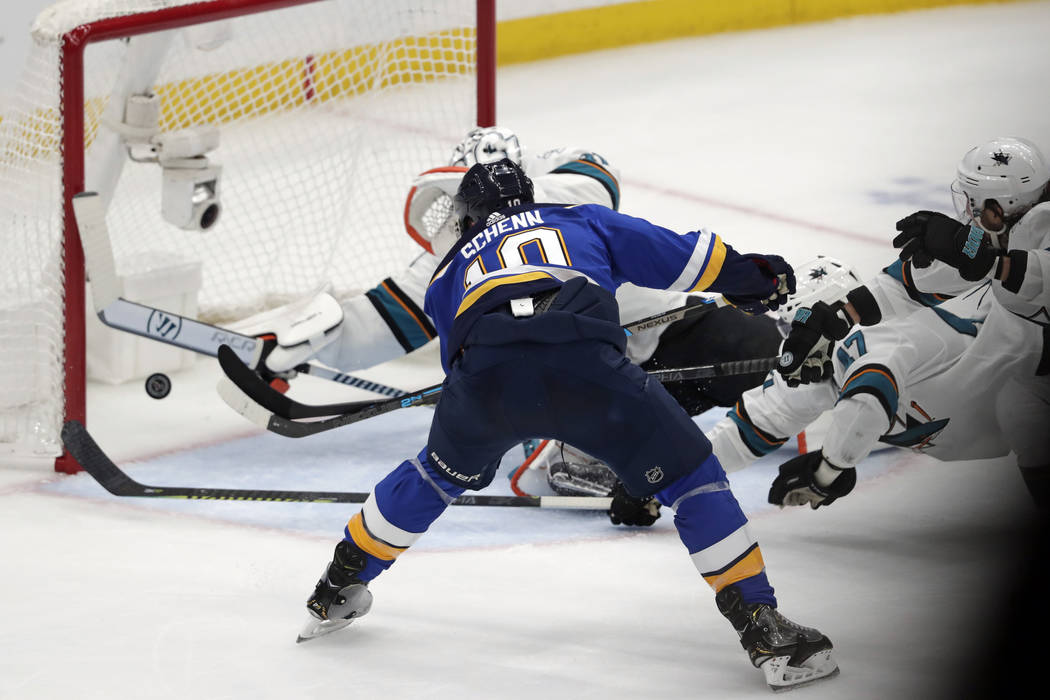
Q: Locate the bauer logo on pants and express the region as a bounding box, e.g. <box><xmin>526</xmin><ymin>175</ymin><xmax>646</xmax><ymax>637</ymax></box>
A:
<box><xmin>147</xmin><ymin>310</ymin><xmax>182</xmax><ymax>340</ymax></box>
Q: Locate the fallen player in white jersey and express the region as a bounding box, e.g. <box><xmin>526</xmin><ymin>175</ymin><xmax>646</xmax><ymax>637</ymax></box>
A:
<box><xmin>708</xmin><ymin>279</ymin><xmax>1007</xmax><ymax>505</ymax></box>
<box><xmin>773</xmin><ymin>137</ymin><xmax>1050</xmax><ymax>509</ymax></box>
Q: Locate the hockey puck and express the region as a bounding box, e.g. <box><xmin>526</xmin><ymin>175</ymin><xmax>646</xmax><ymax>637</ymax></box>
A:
<box><xmin>145</xmin><ymin>372</ymin><xmax>172</xmax><ymax>399</ymax></box>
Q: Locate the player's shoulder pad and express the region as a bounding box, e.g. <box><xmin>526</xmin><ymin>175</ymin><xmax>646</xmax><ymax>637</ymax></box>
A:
<box><xmin>881</xmin><ymin>258</ymin><xmax>955</xmax><ymax>308</ymax></box>
<box><xmin>1009</xmin><ymin>200</ymin><xmax>1050</xmax><ymax>248</ymax></box>
<box><xmin>527</xmin><ymin>147</ymin><xmax>620</xmax><ymax>210</ymax></box>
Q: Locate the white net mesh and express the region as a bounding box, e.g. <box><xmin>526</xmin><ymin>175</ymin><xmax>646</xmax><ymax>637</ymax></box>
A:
<box><xmin>0</xmin><ymin>0</ymin><xmax>482</xmax><ymax>460</ymax></box>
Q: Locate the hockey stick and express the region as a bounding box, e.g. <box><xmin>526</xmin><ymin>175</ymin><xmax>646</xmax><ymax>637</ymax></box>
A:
<box><xmin>60</xmin><ymin>420</ymin><xmax>611</xmax><ymax>509</ymax></box>
<box><xmin>214</xmin><ymin>297</ymin><xmax>735</xmax><ymax>423</ymax></box>
<box><xmin>646</xmin><ymin>357</ymin><xmax>779</xmax><ymax>383</ymax></box>
<box><xmin>217</xmin><ymin>343</ymin><xmax>780</xmax><ymax>438</ymax></box>
<box><xmin>620</xmin><ymin>295</ymin><xmax>729</xmax><ymax>334</ymax></box>
<box><xmin>94</xmin><ymin>297</ymin><xmax>407</xmax><ymax>397</ymax></box>
<box><xmin>71</xmin><ymin>191</ymin><xmax>405</xmax><ymax>398</ymax></box>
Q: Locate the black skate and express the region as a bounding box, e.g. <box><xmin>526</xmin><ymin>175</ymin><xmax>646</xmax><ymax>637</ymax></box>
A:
<box><xmin>716</xmin><ymin>585</ymin><xmax>839</xmax><ymax>692</ymax></box>
<box><xmin>297</xmin><ymin>540</ymin><xmax>374</xmax><ymax>643</ymax></box>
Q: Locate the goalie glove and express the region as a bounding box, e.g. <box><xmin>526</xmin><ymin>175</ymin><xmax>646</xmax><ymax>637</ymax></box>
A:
<box><xmin>767</xmin><ymin>450</ymin><xmax>856</xmax><ymax>510</ymax></box>
<box><xmin>607</xmin><ymin>482</ymin><xmax>661</xmax><ymax>527</ymax></box>
<box><xmin>228</xmin><ymin>292</ymin><xmax>344</xmax><ymax>378</ymax></box>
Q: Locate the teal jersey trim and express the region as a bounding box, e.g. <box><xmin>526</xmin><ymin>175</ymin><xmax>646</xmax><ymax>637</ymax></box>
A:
<box><xmin>931</xmin><ymin>306</ymin><xmax>981</xmax><ymax>336</ymax></box>
<box><xmin>552</xmin><ymin>158</ymin><xmax>621</xmax><ymax>210</ymax></box>
<box><xmin>882</xmin><ymin>259</ymin><xmax>953</xmax><ymax>308</ymax></box>
<box><xmin>366</xmin><ymin>280</ymin><xmax>436</xmax><ymax>353</ymax></box>
<box><xmin>837</xmin><ymin>364</ymin><xmax>899</xmax><ymax>422</ymax></box>
<box><xmin>879</xmin><ymin>418</ymin><xmax>950</xmax><ymax>448</ymax></box>
<box><xmin>727</xmin><ymin>404</ymin><xmax>787</xmax><ymax>457</ymax></box>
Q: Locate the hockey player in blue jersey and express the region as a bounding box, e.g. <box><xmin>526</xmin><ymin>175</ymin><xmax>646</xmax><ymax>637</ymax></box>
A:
<box><xmin>299</xmin><ymin>158</ymin><xmax>839</xmax><ymax>691</ymax></box>
<box><xmin>241</xmin><ymin>125</ymin><xmax>783</xmax><ymax>526</ymax></box>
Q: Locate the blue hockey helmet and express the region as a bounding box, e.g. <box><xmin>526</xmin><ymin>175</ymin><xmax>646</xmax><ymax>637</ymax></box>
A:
<box><xmin>453</xmin><ymin>158</ymin><xmax>534</xmax><ymax>234</ymax></box>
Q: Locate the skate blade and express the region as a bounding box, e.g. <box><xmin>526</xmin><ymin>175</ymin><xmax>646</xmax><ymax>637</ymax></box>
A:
<box><xmin>296</xmin><ymin>614</ymin><xmax>355</xmax><ymax>644</ymax></box>
<box><xmin>762</xmin><ymin>650</ymin><xmax>839</xmax><ymax>692</ymax></box>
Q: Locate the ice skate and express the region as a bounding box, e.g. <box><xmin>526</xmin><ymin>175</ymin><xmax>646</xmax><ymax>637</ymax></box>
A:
<box><xmin>297</xmin><ymin>540</ymin><xmax>374</xmax><ymax>643</ymax></box>
<box><xmin>716</xmin><ymin>585</ymin><xmax>839</xmax><ymax>692</ymax></box>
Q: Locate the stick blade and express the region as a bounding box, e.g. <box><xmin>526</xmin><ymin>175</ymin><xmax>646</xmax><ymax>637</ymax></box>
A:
<box><xmin>60</xmin><ymin>420</ymin><xmax>138</xmax><ymax>496</ymax></box>
<box><xmin>217</xmin><ymin>344</ymin><xmax>333</xmax><ymax>420</ymax></box>
<box><xmin>216</xmin><ymin>374</ymin><xmax>275</xmax><ymax>430</ymax></box>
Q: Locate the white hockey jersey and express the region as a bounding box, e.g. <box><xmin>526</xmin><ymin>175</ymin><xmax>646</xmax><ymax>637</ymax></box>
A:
<box><xmin>992</xmin><ymin>201</ymin><xmax>1050</xmax><ymax>326</ymax></box>
<box><xmin>713</xmin><ymin>200</ymin><xmax>1050</xmax><ymax>473</ymax></box>
<box><xmin>708</xmin><ymin>285</ymin><xmax>1016</xmax><ymax>471</ymax></box>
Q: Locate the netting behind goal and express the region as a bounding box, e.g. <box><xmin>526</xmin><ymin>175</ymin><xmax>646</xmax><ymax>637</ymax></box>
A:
<box><xmin>0</xmin><ymin>0</ymin><xmax>494</xmax><ymax>467</ymax></box>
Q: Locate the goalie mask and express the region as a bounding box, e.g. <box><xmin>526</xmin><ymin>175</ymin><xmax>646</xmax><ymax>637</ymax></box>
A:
<box><xmin>951</xmin><ymin>136</ymin><xmax>1050</xmax><ymax>239</ymax></box>
<box><xmin>449</xmin><ymin>126</ymin><xmax>523</xmax><ymax>168</ymax></box>
<box><xmin>453</xmin><ymin>158</ymin><xmax>535</xmax><ymax>234</ymax></box>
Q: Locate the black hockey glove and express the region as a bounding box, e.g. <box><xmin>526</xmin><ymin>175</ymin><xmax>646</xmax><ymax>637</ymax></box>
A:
<box><xmin>725</xmin><ymin>254</ymin><xmax>796</xmax><ymax>314</ymax></box>
<box><xmin>608</xmin><ymin>482</ymin><xmax>661</xmax><ymax>527</ymax></box>
<box><xmin>893</xmin><ymin>210</ymin><xmax>1002</xmax><ymax>281</ymax></box>
<box><xmin>768</xmin><ymin>450</ymin><xmax>856</xmax><ymax>510</ymax></box>
<box><xmin>776</xmin><ymin>287</ymin><xmax>880</xmax><ymax>387</ymax></box>
<box><xmin>776</xmin><ymin>301</ymin><xmax>848</xmax><ymax>386</ymax></box>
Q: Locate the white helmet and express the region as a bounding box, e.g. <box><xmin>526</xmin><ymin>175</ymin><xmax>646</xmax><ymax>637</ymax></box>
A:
<box><xmin>449</xmin><ymin>126</ymin><xmax>523</xmax><ymax>168</ymax></box>
<box><xmin>776</xmin><ymin>256</ymin><xmax>859</xmax><ymax>326</ymax></box>
<box><xmin>951</xmin><ymin>137</ymin><xmax>1050</xmax><ymax>234</ymax></box>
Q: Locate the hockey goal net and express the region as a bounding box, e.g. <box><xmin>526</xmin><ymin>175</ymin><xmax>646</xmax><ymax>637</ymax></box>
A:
<box><xmin>0</xmin><ymin>0</ymin><xmax>495</xmax><ymax>470</ymax></box>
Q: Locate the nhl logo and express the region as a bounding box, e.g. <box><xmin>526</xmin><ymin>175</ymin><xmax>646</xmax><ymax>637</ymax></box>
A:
<box><xmin>645</xmin><ymin>466</ymin><xmax>664</xmax><ymax>484</ymax></box>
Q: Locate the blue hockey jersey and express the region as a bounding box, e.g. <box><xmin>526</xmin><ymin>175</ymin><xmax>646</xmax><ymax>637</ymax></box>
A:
<box><xmin>425</xmin><ymin>202</ymin><xmax>777</xmax><ymax>371</ymax></box>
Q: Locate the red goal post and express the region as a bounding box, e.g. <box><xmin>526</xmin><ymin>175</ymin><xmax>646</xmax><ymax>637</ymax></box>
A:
<box><xmin>0</xmin><ymin>0</ymin><xmax>496</xmax><ymax>472</ymax></box>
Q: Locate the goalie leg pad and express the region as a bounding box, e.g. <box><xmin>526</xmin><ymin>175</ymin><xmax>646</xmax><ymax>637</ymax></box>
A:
<box><xmin>547</xmin><ymin>452</ymin><xmax>618</xmax><ymax>497</ymax></box>
<box><xmin>510</xmin><ymin>439</ymin><xmax>619</xmax><ymax>497</ymax></box>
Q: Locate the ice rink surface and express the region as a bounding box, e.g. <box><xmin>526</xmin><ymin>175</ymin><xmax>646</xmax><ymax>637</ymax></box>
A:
<box><xmin>3</xmin><ymin>2</ymin><xmax>1050</xmax><ymax>698</ymax></box>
